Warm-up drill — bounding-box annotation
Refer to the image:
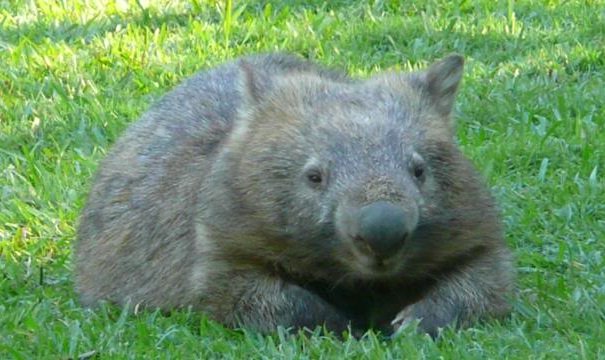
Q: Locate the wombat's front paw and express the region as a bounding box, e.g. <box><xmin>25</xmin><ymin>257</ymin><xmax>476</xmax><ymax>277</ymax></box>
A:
<box><xmin>391</xmin><ymin>301</ymin><xmax>459</xmax><ymax>338</ymax></box>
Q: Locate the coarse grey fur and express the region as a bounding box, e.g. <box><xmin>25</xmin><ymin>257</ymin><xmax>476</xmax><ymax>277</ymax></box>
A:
<box><xmin>75</xmin><ymin>53</ymin><xmax>514</xmax><ymax>337</ymax></box>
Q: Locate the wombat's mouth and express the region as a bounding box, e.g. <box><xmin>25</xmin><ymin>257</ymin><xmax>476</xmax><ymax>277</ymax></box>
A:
<box><xmin>356</xmin><ymin>259</ymin><xmax>404</xmax><ymax>279</ymax></box>
<box><xmin>344</xmin><ymin>237</ymin><xmax>405</xmax><ymax>279</ymax></box>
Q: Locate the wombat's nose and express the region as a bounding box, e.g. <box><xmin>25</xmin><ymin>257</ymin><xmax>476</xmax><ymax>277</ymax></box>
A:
<box><xmin>355</xmin><ymin>201</ymin><xmax>408</xmax><ymax>259</ymax></box>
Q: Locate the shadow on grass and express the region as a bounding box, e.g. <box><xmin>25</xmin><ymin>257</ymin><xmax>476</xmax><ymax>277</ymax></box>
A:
<box><xmin>4</xmin><ymin>1</ymin><xmax>598</xmax><ymax>73</ymax></box>
<box><xmin>1</xmin><ymin>1</ymin><xmax>361</xmax><ymax>46</ymax></box>
<box><xmin>1</xmin><ymin>7</ymin><xmax>197</xmax><ymax>45</ymax></box>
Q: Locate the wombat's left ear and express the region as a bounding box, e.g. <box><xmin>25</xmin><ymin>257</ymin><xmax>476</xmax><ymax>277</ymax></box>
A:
<box><xmin>424</xmin><ymin>54</ymin><xmax>464</xmax><ymax>116</ymax></box>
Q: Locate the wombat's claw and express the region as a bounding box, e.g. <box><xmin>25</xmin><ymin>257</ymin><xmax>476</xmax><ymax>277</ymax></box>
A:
<box><xmin>390</xmin><ymin>307</ymin><xmax>418</xmax><ymax>334</ymax></box>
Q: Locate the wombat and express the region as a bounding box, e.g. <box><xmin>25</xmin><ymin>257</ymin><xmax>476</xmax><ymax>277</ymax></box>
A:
<box><xmin>75</xmin><ymin>53</ymin><xmax>514</xmax><ymax>337</ymax></box>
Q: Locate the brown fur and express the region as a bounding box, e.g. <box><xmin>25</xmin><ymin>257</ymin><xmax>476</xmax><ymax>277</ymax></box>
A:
<box><xmin>74</xmin><ymin>53</ymin><xmax>514</xmax><ymax>337</ymax></box>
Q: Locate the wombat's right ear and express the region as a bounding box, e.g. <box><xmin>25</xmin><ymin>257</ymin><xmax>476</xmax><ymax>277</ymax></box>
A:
<box><xmin>239</xmin><ymin>59</ymin><xmax>270</xmax><ymax>105</ymax></box>
<box><xmin>424</xmin><ymin>54</ymin><xmax>464</xmax><ymax>116</ymax></box>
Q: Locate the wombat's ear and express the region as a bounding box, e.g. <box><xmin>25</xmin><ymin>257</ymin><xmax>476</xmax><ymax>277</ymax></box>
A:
<box><xmin>424</xmin><ymin>54</ymin><xmax>464</xmax><ymax>116</ymax></box>
<box><xmin>239</xmin><ymin>59</ymin><xmax>271</xmax><ymax>105</ymax></box>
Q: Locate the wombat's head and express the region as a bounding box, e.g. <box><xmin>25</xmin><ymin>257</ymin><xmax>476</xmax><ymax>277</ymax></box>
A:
<box><xmin>220</xmin><ymin>55</ymin><xmax>493</xmax><ymax>281</ymax></box>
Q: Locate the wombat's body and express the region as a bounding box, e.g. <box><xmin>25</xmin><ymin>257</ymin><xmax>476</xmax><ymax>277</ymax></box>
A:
<box><xmin>75</xmin><ymin>53</ymin><xmax>514</xmax><ymax>336</ymax></box>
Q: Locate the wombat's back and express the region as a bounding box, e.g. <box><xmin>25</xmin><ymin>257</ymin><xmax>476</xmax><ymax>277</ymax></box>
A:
<box><xmin>74</xmin><ymin>54</ymin><xmax>346</xmax><ymax>308</ymax></box>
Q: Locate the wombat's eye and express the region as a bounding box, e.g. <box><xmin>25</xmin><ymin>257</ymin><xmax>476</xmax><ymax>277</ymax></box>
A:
<box><xmin>413</xmin><ymin>165</ymin><xmax>425</xmax><ymax>179</ymax></box>
<box><xmin>303</xmin><ymin>167</ymin><xmax>325</xmax><ymax>189</ymax></box>
<box><xmin>303</xmin><ymin>159</ymin><xmax>328</xmax><ymax>190</ymax></box>
<box><xmin>411</xmin><ymin>153</ymin><xmax>426</xmax><ymax>182</ymax></box>
<box><xmin>306</xmin><ymin>170</ymin><xmax>322</xmax><ymax>184</ymax></box>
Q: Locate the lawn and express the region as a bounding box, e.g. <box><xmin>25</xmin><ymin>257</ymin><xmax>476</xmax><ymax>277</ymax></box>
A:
<box><xmin>1</xmin><ymin>0</ymin><xmax>604</xmax><ymax>358</ymax></box>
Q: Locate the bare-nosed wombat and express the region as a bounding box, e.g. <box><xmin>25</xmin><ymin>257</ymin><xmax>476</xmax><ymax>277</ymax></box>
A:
<box><xmin>75</xmin><ymin>53</ymin><xmax>514</xmax><ymax>337</ymax></box>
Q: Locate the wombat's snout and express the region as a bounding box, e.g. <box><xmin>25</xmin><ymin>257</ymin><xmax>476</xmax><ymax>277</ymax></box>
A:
<box><xmin>353</xmin><ymin>201</ymin><xmax>409</xmax><ymax>260</ymax></box>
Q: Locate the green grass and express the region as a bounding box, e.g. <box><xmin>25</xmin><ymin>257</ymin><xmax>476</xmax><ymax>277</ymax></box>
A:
<box><xmin>1</xmin><ymin>0</ymin><xmax>604</xmax><ymax>358</ymax></box>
